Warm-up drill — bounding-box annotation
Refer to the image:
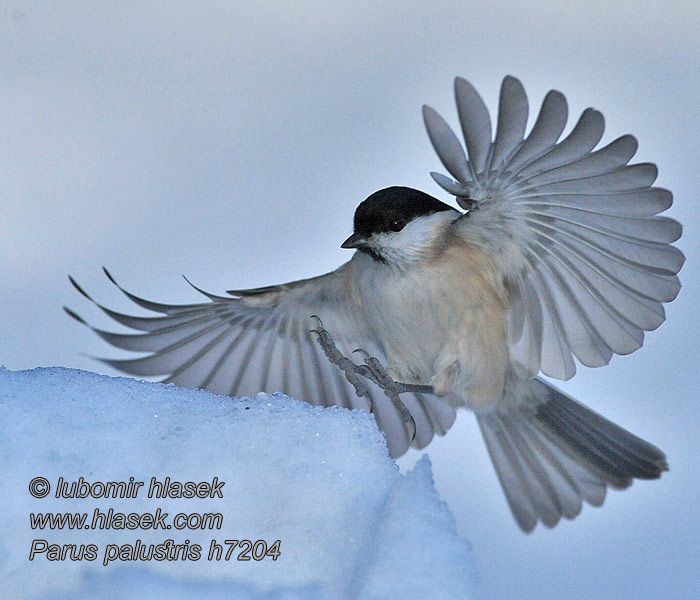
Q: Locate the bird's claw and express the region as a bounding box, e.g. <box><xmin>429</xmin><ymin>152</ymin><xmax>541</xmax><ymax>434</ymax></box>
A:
<box><xmin>311</xmin><ymin>317</ymin><xmax>372</xmax><ymax>401</ymax></box>
<box><xmin>311</xmin><ymin>316</ymin><xmax>419</xmax><ymax>442</ymax></box>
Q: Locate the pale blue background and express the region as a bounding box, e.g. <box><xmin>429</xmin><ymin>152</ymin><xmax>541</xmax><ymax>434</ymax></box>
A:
<box><xmin>2</xmin><ymin>2</ymin><xmax>698</xmax><ymax>598</ymax></box>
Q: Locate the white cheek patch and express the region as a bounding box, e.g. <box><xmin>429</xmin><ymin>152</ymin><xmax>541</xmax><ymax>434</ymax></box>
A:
<box><xmin>370</xmin><ymin>211</ymin><xmax>459</xmax><ymax>265</ymax></box>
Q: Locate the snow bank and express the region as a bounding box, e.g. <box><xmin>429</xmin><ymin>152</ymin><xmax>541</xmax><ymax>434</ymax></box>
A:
<box><xmin>0</xmin><ymin>368</ymin><xmax>476</xmax><ymax>599</ymax></box>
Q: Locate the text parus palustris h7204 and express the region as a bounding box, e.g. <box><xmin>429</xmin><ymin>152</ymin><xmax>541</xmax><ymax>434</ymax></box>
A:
<box><xmin>67</xmin><ymin>76</ymin><xmax>683</xmax><ymax>532</ymax></box>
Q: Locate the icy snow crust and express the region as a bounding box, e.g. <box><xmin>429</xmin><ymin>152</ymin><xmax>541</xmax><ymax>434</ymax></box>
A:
<box><xmin>1</xmin><ymin>367</ymin><xmax>476</xmax><ymax>599</ymax></box>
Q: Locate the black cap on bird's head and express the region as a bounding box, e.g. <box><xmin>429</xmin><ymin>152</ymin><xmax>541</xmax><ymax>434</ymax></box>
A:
<box><xmin>341</xmin><ymin>186</ymin><xmax>454</xmax><ymax>250</ymax></box>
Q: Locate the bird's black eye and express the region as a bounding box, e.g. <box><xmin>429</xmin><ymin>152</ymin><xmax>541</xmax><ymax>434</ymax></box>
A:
<box><xmin>390</xmin><ymin>219</ymin><xmax>406</xmax><ymax>232</ymax></box>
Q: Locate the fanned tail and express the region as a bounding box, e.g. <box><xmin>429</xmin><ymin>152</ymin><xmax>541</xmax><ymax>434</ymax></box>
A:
<box><xmin>477</xmin><ymin>377</ymin><xmax>667</xmax><ymax>532</ymax></box>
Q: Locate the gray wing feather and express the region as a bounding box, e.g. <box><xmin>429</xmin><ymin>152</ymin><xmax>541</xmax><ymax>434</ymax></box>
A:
<box><xmin>422</xmin><ymin>105</ymin><xmax>472</xmax><ymax>183</ymax></box>
<box><xmin>425</xmin><ymin>75</ymin><xmax>684</xmax><ymax>380</ymax></box>
<box><xmin>488</xmin><ymin>75</ymin><xmax>528</xmax><ymax>173</ymax></box>
<box><xmin>66</xmin><ymin>268</ymin><xmax>456</xmax><ymax>458</ymax></box>
<box><xmin>454</xmin><ymin>77</ymin><xmax>492</xmax><ymax>175</ymax></box>
<box><xmin>506</xmin><ymin>90</ymin><xmax>568</xmax><ymax>174</ymax></box>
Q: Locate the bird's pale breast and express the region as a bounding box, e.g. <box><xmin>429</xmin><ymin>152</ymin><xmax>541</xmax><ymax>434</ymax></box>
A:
<box><xmin>355</xmin><ymin>242</ymin><xmax>509</xmax><ymax>411</ymax></box>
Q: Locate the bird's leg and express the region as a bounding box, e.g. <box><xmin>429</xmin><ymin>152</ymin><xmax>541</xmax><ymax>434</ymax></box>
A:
<box><xmin>310</xmin><ymin>316</ymin><xmax>435</xmax><ymax>442</ymax></box>
<box><xmin>309</xmin><ymin>315</ymin><xmax>374</xmax><ymax>401</ymax></box>
<box><xmin>352</xmin><ymin>349</ymin><xmax>434</xmax><ymax>395</ymax></box>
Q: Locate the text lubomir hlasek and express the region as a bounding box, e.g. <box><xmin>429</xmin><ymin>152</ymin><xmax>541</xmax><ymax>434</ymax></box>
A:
<box><xmin>53</xmin><ymin>477</ymin><xmax>225</xmax><ymax>499</ymax></box>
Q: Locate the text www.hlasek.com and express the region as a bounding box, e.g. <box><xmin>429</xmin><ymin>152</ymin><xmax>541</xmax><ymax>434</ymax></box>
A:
<box><xmin>30</xmin><ymin>507</ymin><xmax>223</xmax><ymax>531</ymax></box>
<box><xmin>28</xmin><ymin>476</ymin><xmax>281</xmax><ymax>565</ymax></box>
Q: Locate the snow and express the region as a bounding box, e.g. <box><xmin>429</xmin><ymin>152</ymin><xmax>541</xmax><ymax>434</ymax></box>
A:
<box><xmin>0</xmin><ymin>367</ymin><xmax>476</xmax><ymax>600</ymax></box>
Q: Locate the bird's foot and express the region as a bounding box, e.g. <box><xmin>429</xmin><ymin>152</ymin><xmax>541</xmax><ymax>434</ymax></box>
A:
<box><xmin>309</xmin><ymin>315</ymin><xmax>374</xmax><ymax>401</ymax></box>
<box><xmin>310</xmin><ymin>316</ymin><xmax>434</xmax><ymax>442</ymax></box>
<box><xmin>351</xmin><ymin>348</ymin><xmax>434</xmax><ymax>396</ymax></box>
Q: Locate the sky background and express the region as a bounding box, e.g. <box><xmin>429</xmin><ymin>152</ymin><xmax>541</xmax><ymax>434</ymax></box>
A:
<box><xmin>2</xmin><ymin>2</ymin><xmax>699</xmax><ymax>598</ymax></box>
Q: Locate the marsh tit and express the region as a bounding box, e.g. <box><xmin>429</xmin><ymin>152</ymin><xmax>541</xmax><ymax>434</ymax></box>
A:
<box><xmin>67</xmin><ymin>76</ymin><xmax>683</xmax><ymax>531</ymax></box>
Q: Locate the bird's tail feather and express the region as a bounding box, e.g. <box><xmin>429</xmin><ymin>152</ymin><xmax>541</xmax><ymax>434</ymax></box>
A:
<box><xmin>476</xmin><ymin>378</ymin><xmax>667</xmax><ymax>532</ymax></box>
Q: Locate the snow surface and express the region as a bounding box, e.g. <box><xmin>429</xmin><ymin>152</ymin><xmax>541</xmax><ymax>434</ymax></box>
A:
<box><xmin>0</xmin><ymin>367</ymin><xmax>476</xmax><ymax>600</ymax></box>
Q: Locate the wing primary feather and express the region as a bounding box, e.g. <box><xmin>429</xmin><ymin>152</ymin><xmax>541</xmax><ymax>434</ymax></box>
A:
<box><xmin>64</xmin><ymin>305</ymin><xmax>87</xmax><ymax>325</ymax></box>
<box><xmin>528</xmin><ymin>231</ymin><xmax>645</xmax><ymax>356</ymax></box>
<box><xmin>511</xmin><ymin>274</ymin><xmax>544</xmax><ymax>378</ymax></box>
<box><xmin>430</xmin><ymin>171</ymin><xmax>471</xmax><ymax>197</ymax></box>
<box><xmin>510</xmin><ymin>108</ymin><xmax>605</xmax><ymax>180</ymax></box>
<box><xmin>414</xmin><ymin>393</ymin><xmax>455</xmax><ymax>438</ymax></box>
<box><xmin>103</xmin><ymin>306</ymin><xmax>216</xmax><ymax>332</ymax></box>
<box><xmin>197</xmin><ymin>322</ymin><xmax>254</xmax><ymax>390</ymax></box>
<box><xmin>68</xmin><ymin>275</ymin><xmax>97</xmax><ymax>304</ymax></box>
<box><xmin>227</xmin><ymin>314</ymin><xmax>276</xmax><ymax>397</ymax></box>
<box><xmin>278</xmin><ymin>315</ymin><xmax>292</xmax><ymax>395</ymax></box>
<box><xmin>532</xmin><ymin>214</ymin><xmax>678</xmax><ymax>310</ymax></box>
<box><xmin>226</xmin><ymin>272</ymin><xmax>330</xmax><ymax>298</ymax></box>
<box><xmin>68</xmin><ymin>276</ymin><xmax>227</xmax><ymax>331</ymax></box>
<box><xmin>182</xmin><ymin>275</ymin><xmax>232</xmax><ymax>301</ymax></box>
<box><xmin>293</xmin><ymin>319</ymin><xmax>315</xmax><ymax>405</ymax></box>
<box><xmin>505</xmin><ymin>90</ymin><xmax>568</xmax><ymax>175</ymax></box>
<box><xmin>527</xmin><ymin>228</ymin><xmax>646</xmax><ymax>334</ymax></box>
<box><xmin>80</xmin><ymin>312</ymin><xmax>234</xmax><ymax>353</ymax></box>
<box><xmin>525</xmin><ymin>215</ymin><xmax>683</xmax><ymax>275</ymax></box>
<box><xmin>513</xmin><ymin>164</ymin><xmax>658</xmax><ymax>196</ymax></box>
<box><xmin>526</xmin><ymin>219</ymin><xmax>682</xmax><ymax>302</ymax></box>
<box><xmin>515</xmin><ymin>188</ymin><xmax>673</xmax><ymax>217</ymax></box>
<box><xmin>422</xmin><ymin>104</ymin><xmax>475</xmax><ymax>182</ymax></box>
<box><xmin>102</xmin><ymin>268</ymin><xmax>214</xmax><ymax>314</ymax></box>
<box><xmin>257</xmin><ymin>313</ymin><xmax>284</xmax><ymax>393</ymax></box>
<box><xmin>524</xmin><ymin>237</ymin><xmax>618</xmax><ymax>363</ymax></box>
<box><xmin>454</xmin><ymin>77</ymin><xmax>492</xmax><ymax>176</ymax></box>
<box><xmin>544</xmin><ymin>234</ymin><xmax>678</xmax><ymax>304</ymax></box>
<box><xmin>303</xmin><ymin>323</ymin><xmax>335</xmax><ymax>406</ymax></box>
<box><xmin>506</xmin><ymin>280</ymin><xmax>526</xmax><ymax>346</ymax></box>
<box><xmin>542</xmin><ymin>234</ymin><xmax>669</xmax><ymax>323</ymax></box>
<box><xmin>525</xmin><ymin>208</ymin><xmax>680</xmax><ymax>246</ymax></box>
<box><xmin>162</xmin><ymin>319</ymin><xmax>250</xmax><ymax>388</ymax></box>
<box><xmin>488</xmin><ymin>75</ymin><xmax>529</xmax><ymax>174</ymax></box>
<box><xmin>509</xmin><ymin>135</ymin><xmax>639</xmax><ymax>188</ymax></box>
<box><xmin>99</xmin><ymin>316</ymin><xmax>236</xmax><ymax>377</ymax></box>
<box><xmin>519</xmin><ymin>250</ymin><xmax>577</xmax><ymax>379</ymax></box>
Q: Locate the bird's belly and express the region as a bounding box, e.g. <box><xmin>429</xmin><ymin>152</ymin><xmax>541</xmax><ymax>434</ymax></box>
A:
<box><xmin>364</xmin><ymin>262</ymin><xmax>508</xmax><ymax>411</ymax></box>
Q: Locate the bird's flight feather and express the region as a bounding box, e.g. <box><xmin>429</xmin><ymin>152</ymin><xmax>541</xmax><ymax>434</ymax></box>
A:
<box><xmin>67</xmin><ymin>267</ymin><xmax>455</xmax><ymax>458</ymax></box>
<box><xmin>424</xmin><ymin>75</ymin><xmax>683</xmax><ymax>380</ymax></box>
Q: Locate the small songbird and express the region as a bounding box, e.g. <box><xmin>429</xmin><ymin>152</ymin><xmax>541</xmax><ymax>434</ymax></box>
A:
<box><xmin>66</xmin><ymin>76</ymin><xmax>683</xmax><ymax>531</ymax></box>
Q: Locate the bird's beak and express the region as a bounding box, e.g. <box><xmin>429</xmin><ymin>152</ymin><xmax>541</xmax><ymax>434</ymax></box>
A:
<box><xmin>341</xmin><ymin>232</ymin><xmax>368</xmax><ymax>249</ymax></box>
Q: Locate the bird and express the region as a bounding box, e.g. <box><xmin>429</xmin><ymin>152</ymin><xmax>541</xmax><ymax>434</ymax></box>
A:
<box><xmin>66</xmin><ymin>75</ymin><xmax>684</xmax><ymax>532</ymax></box>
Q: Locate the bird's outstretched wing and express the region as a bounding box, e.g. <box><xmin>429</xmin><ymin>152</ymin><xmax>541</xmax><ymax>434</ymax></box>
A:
<box><xmin>66</xmin><ymin>268</ymin><xmax>456</xmax><ymax>457</ymax></box>
<box><xmin>423</xmin><ymin>76</ymin><xmax>684</xmax><ymax>380</ymax></box>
